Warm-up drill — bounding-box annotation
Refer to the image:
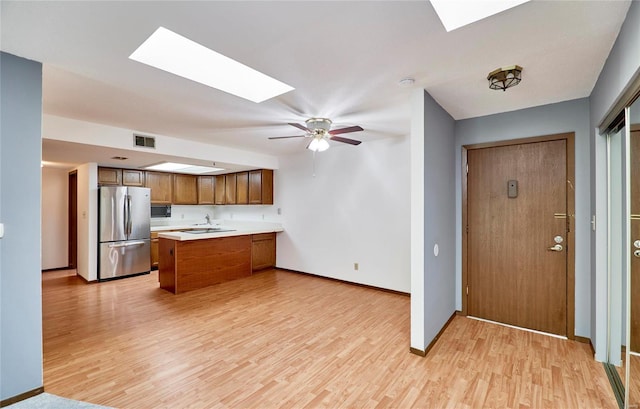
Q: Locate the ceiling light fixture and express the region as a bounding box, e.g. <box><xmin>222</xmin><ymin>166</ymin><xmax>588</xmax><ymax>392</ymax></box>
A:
<box><xmin>129</xmin><ymin>27</ymin><xmax>294</xmax><ymax>103</ymax></box>
<box><xmin>143</xmin><ymin>162</ymin><xmax>224</xmax><ymax>174</ymax></box>
<box><xmin>487</xmin><ymin>65</ymin><xmax>523</xmax><ymax>91</ymax></box>
<box><xmin>307</xmin><ymin>137</ymin><xmax>330</xmax><ymax>152</ymax></box>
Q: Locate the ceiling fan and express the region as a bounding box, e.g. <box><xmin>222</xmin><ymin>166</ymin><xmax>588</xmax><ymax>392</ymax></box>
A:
<box><xmin>268</xmin><ymin>118</ymin><xmax>363</xmax><ymax>152</ymax></box>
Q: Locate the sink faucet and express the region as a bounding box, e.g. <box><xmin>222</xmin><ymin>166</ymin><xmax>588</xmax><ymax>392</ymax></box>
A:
<box><xmin>205</xmin><ymin>214</ymin><xmax>211</xmax><ymax>225</ymax></box>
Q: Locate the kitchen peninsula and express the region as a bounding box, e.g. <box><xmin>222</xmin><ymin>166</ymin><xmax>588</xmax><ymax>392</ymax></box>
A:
<box><xmin>157</xmin><ymin>222</ymin><xmax>283</xmax><ymax>294</ymax></box>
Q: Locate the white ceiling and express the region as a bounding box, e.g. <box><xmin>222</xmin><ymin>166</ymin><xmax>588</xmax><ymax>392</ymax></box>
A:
<box><xmin>0</xmin><ymin>1</ymin><xmax>631</xmax><ymax>168</ymax></box>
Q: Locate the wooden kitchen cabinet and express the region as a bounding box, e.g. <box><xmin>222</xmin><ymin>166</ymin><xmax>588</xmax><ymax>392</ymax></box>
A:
<box><xmin>251</xmin><ymin>233</ymin><xmax>276</xmax><ymax>271</ymax></box>
<box><xmin>214</xmin><ymin>175</ymin><xmax>226</xmax><ymax>205</ymax></box>
<box><xmin>98</xmin><ymin>167</ymin><xmax>122</xmax><ymax>186</ymax></box>
<box><xmin>225</xmin><ymin>173</ymin><xmax>237</xmax><ymax>204</ymax></box>
<box><xmin>249</xmin><ymin>169</ymin><xmax>273</xmax><ymax>204</ymax></box>
<box><xmin>173</xmin><ymin>174</ymin><xmax>198</xmax><ymax>205</ymax></box>
<box><xmin>236</xmin><ymin>172</ymin><xmax>249</xmax><ymax>204</ymax></box>
<box><xmin>198</xmin><ymin>176</ymin><xmax>215</xmax><ymax>204</ymax></box>
<box><xmin>160</xmin><ymin>235</ymin><xmax>252</xmax><ymax>294</ymax></box>
<box><xmin>145</xmin><ymin>171</ymin><xmax>173</xmax><ymax>204</ymax></box>
<box><xmin>122</xmin><ymin>169</ymin><xmax>145</xmax><ymax>186</ymax></box>
<box><xmin>150</xmin><ymin>231</ymin><xmax>159</xmax><ymax>270</ymax></box>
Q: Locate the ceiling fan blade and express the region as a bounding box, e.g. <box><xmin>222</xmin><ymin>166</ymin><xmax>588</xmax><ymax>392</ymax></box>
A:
<box><xmin>288</xmin><ymin>122</ymin><xmax>310</xmax><ymax>132</ymax></box>
<box><xmin>330</xmin><ymin>136</ymin><xmax>362</xmax><ymax>145</ymax></box>
<box><xmin>329</xmin><ymin>125</ymin><xmax>363</xmax><ymax>135</ymax></box>
<box><xmin>268</xmin><ymin>135</ymin><xmax>306</xmax><ymax>140</ymax></box>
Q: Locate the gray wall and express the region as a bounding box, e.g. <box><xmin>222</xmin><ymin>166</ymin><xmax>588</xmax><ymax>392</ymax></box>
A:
<box><xmin>589</xmin><ymin>0</ymin><xmax>640</xmax><ymax>361</ymax></box>
<box><xmin>423</xmin><ymin>90</ymin><xmax>457</xmax><ymax>346</ymax></box>
<box><xmin>0</xmin><ymin>52</ymin><xmax>43</xmax><ymax>400</ymax></box>
<box><xmin>455</xmin><ymin>98</ymin><xmax>591</xmax><ymax>338</ymax></box>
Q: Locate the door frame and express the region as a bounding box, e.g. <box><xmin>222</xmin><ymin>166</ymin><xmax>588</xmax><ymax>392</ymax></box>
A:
<box><xmin>461</xmin><ymin>132</ymin><xmax>576</xmax><ymax>339</ymax></box>
<box><xmin>68</xmin><ymin>170</ymin><xmax>78</xmax><ymax>269</ymax></box>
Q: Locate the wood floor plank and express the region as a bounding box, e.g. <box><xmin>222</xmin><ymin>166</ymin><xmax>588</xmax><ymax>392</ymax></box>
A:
<box><xmin>41</xmin><ymin>269</ymin><xmax>616</xmax><ymax>408</ymax></box>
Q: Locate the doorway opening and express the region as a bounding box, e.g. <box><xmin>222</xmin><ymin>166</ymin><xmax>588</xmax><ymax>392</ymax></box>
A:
<box><xmin>68</xmin><ymin>170</ymin><xmax>77</xmax><ymax>269</ymax></box>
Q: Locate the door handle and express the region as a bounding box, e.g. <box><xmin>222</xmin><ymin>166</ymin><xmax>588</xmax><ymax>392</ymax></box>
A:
<box><xmin>547</xmin><ymin>244</ymin><xmax>563</xmax><ymax>252</ymax></box>
<box><xmin>126</xmin><ymin>195</ymin><xmax>133</xmax><ymax>237</ymax></box>
<box><xmin>108</xmin><ymin>241</ymin><xmax>145</xmax><ymax>249</ymax></box>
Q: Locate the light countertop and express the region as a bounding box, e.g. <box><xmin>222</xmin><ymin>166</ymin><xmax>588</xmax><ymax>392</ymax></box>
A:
<box><xmin>155</xmin><ymin>220</ymin><xmax>283</xmax><ymax>241</ymax></box>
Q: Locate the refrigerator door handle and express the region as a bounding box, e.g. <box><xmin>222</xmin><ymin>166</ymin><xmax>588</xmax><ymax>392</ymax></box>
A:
<box><xmin>126</xmin><ymin>195</ymin><xmax>133</xmax><ymax>237</ymax></box>
<box><xmin>108</xmin><ymin>241</ymin><xmax>146</xmax><ymax>248</ymax></box>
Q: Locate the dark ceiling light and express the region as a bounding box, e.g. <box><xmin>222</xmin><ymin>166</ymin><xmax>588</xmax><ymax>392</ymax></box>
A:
<box><xmin>487</xmin><ymin>65</ymin><xmax>523</xmax><ymax>91</ymax></box>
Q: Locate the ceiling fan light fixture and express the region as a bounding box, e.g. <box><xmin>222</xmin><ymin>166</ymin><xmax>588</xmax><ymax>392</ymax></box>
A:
<box><xmin>306</xmin><ymin>118</ymin><xmax>332</xmax><ymax>133</ymax></box>
<box><xmin>307</xmin><ymin>137</ymin><xmax>330</xmax><ymax>152</ymax></box>
<box><xmin>487</xmin><ymin>65</ymin><xmax>523</xmax><ymax>91</ymax></box>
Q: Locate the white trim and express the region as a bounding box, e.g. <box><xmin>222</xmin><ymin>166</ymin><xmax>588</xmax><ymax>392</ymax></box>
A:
<box><xmin>410</xmin><ymin>89</ymin><xmax>425</xmax><ymax>350</ymax></box>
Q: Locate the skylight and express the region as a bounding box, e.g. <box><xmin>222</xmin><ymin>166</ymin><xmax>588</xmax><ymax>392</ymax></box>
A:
<box><xmin>143</xmin><ymin>162</ymin><xmax>225</xmax><ymax>174</ymax></box>
<box><xmin>129</xmin><ymin>27</ymin><xmax>294</xmax><ymax>103</ymax></box>
<box><xmin>430</xmin><ymin>0</ymin><xmax>530</xmax><ymax>32</ymax></box>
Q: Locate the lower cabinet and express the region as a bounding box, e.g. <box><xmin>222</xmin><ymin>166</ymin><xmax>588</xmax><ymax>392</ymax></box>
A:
<box><xmin>251</xmin><ymin>233</ymin><xmax>276</xmax><ymax>272</ymax></box>
<box><xmin>151</xmin><ymin>232</ymin><xmax>159</xmax><ymax>270</ymax></box>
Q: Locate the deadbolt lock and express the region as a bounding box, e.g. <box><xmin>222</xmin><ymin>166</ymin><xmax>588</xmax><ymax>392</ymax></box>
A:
<box><xmin>634</xmin><ymin>240</ymin><xmax>640</xmax><ymax>249</ymax></box>
<box><xmin>554</xmin><ymin>236</ymin><xmax>564</xmax><ymax>244</ymax></box>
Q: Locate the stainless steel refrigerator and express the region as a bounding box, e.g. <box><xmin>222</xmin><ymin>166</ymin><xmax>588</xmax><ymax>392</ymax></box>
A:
<box><xmin>98</xmin><ymin>186</ymin><xmax>151</xmax><ymax>280</ymax></box>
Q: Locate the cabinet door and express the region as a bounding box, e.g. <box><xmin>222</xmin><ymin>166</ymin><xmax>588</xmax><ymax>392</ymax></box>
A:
<box><xmin>214</xmin><ymin>175</ymin><xmax>226</xmax><ymax>205</ymax></box>
<box><xmin>225</xmin><ymin>173</ymin><xmax>237</xmax><ymax>204</ymax></box>
<box><xmin>198</xmin><ymin>176</ymin><xmax>215</xmax><ymax>204</ymax></box>
<box><xmin>252</xmin><ymin>233</ymin><xmax>276</xmax><ymax>271</ymax></box>
<box><xmin>173</xmin><ymin>174</ymin><xmax>198</xmax><ymax>205</ymax></box>
<box><xmin>261</xmin><ymin>169</ymin><xmax>274</xmax><ymax>205</ymax></box>
<box><xmin>236</xmin><ymin>172</ymin><xmax>249</xmax><ymax>204</ymax></box>
<box><xmin>122</xmin><ymin>169</ymin><xmax>145</xmax><ymax>186</ymax></box>
<box><xmin>98</xmin><ymin>167</ymin><xmax>122</xmax><ymax>186</ymax></box>
<box><xmin>145</xmin><ymin>171</ymin><xmax>173</xmax><ymax>204</ymax></box>
<box><xmin>249</xmin><ymin>169</ymin><xmax>274</xmax><ymax>204</ymax></box>
<box><xmin>150</xmin><ymin>232</ymin><xmax>159</xmax><ymax>270</ymax></box>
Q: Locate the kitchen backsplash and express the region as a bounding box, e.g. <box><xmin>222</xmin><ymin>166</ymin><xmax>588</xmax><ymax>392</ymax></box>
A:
<box><xmin>150</xmin><ymin>204</ymin><xmax>283</xmax><ymax>227</ymax></box>
<box><xmin>151</xmin><ymin>205</ymin><xmax>215</xmax><ymax>227</ymax></box>
<box><xmin>213</xmin><ymin>204</ymin><xmax>282</xmax><ymax>223</ymax></box>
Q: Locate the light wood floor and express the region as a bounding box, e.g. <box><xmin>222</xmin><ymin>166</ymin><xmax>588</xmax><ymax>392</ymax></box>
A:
<box><xmin>617</xmin><ymin>352</ymin><xmax>640</xmax><ymax>407</ymax></box>
<box><xmin>42</xmin><ymin>269</ymin><xmax>616</xmax><ymax>408</ymax></box>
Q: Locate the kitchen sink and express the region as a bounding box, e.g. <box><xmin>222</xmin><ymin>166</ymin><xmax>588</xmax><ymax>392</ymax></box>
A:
<box><xmin>185</xmin><ymin>228</ymin><xmax>236</xmax><ymax>234</ymax></box>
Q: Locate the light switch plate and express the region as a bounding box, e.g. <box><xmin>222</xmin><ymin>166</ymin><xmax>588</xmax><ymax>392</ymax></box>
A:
<box><xmin>0</xmin><ymin>223</ymin><xmax>4</xmax><ymax>238</ymax></box>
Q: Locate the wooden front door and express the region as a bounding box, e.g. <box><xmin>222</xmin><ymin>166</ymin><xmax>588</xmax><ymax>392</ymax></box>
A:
<box><xmin>466</xmin><ymin>139</ymin><xmax>568</xmax><ymax>336</ymax></box>
<box><xmin>631</xmin><ymin>128</ymin><xmax>640</xmax><ymax>352</ymax></box>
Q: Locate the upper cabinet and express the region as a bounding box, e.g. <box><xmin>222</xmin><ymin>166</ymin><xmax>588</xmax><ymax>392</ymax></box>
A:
<box><xmin>145</xmin><ymin>171</ymin><xmax>173</xmax><ymax>204</ymax></box>
<box><xmin>236</xmin><ymin>172</ymin><xmax>249</xmax><ymax>205</ymax></box>
<box><xmin>99</xmin><ymin>167</ymin><xmax>273</xmax><ymax>205</ymax></box>
<box><xmin>214</xmin><ymin>175</ymin><xmax>226</xmax><ymax>205</ymax></box>
<box><xmin>98</xmin><ymin>167</ymin><xmax>122</xmax><ymax>186</ymax></box>
<box><xmin>249</xmin><ymin>169</ymin><xmax>273</xmax><ymax>205</ymax></box>
<box><xmin>122</xmin><ymin>169</ymin><xmax>145</xmax><ymax>187</ymax></box>
<box><xmin>198</xmin><ymin>176</ymin><xmax>215</xmax><ymax>205</ymax></box>
<box><xmin>173</xmin><ymin>174</ymin><xmax>198</xmax><ymax>205</ymax></box>
<box><xmin>225</xmin><ymin>173</ymin><xmax>237</xmax><ymax>205</ymax></box>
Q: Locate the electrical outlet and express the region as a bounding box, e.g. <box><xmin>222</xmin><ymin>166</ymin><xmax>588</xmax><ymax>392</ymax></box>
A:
<box><xmin>354</xmin><ymin>262</ymin><xmax>359</xmax><ymax>271</ymax></box>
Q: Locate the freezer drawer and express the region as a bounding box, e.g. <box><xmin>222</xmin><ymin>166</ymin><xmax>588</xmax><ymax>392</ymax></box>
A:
<box><xmin>99</xmin><ymin>239</ymin><xmax>150</xmax><ymax>280</ymax></box>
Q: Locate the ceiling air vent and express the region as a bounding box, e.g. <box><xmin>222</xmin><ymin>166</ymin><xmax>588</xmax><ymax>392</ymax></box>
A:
<box><xmin>134</xmin><ymin>134</ymin><xmax>156</xmax><ymax>149</ymax></box>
